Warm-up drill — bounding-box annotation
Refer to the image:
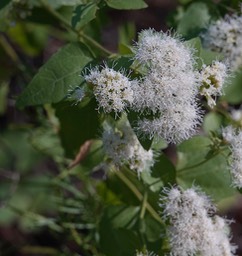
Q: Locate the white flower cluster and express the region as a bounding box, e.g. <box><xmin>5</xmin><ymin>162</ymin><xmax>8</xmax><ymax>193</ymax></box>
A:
<box><xmin>160</xmin><ymin>186</ymin><xmax>236</xmax><ymax>256</ymax></box>
<box><xmin>202</xmin><ymin>13</ymin><xmax>242</xmax><ymax>72</ymax></box>
<box><xmin>200</xmin><ymin>61</ymin><xmax>228</xmax><ymax>108</ymax></box>
<box><xmin>223</xmin><ymin>126</ymin><xmax>242</xmax><ymax>188</ymax></box>
<box><xmin>84</xmin><ymin>29</ymin><xmax>228</xmax><ymax>145</ymax></box>
<box><xmin>84</xmin><ymin>67</ymin><xmax>134</xmax><ymax>114</ymax></box>
<box><xmin>133</xmin><ymin>29</ymin><xmax>202</xmax><ymax>144</ymax></box>
<box><xmin>102</xmin><ymin>120</ymin><xmax>154</xmax><ymax>176</ymax></box>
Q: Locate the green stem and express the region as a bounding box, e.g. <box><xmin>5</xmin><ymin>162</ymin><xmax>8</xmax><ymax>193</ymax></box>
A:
<box><xmin>78</xmin><ymin>31</ymin><xmax>113</xmax><ymax>56</ymax></box>
<box><xmin>140</xmin><ymin>191</ymin><xmax>147</xmax><ymax>219</ymax></box>
<box><xmin>115</xmin><ymin>171</ymin><xmax>163</xmax><ymax>225</ymax></box>
<box><xmin>0</xmin><ymin>34</ymin><xmax>25</xmax><ymax>73</ymax></box>
<box><xmin>40</xmin><ymin>0</ymin><xmax>113</xmax><ymax>56</ymax></box>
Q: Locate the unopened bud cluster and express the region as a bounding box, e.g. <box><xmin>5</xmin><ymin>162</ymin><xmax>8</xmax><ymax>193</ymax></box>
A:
<box><xmin>200</xmin><ymin>61</ymin><xmax>228</xmax><ymax>108</ymax></box>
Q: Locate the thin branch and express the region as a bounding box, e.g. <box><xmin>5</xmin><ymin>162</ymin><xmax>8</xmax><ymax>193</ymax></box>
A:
<box><xmin>40</xmin><ymin>0</ymin><xmax>113</xmax><ymax>56</ymax></box>
<box><xmin>115</xmin><ymin>171</ymin><xmax>163</xmax><ymax>225</ymax></box>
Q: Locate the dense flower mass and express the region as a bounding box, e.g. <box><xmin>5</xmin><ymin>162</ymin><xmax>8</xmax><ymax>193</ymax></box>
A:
<box><xmin>83</xmin><ymin>29</ymin><xmax>230</xmax><ymax>145</ymax></box>
<box><xmin>102</xmin><ymin>120</ymin><xmax>154</xmax><ymax>176</ymax></box>
<box><xmin>133</xmin><ymin>29</ymin><xmax>202</xmax><ymax>144</ymax></box>
<box><xmin>199</xmin><ymin>61</ymin><xmax>228</xmax><ymax>108</ymax></box>
<box><xmin>84</xmin><ymin>67</ymin><xmax>134</xmax><ymax>114</ymax></box>
<box><xmin>202</xmin><ymin>13</ymin><xmax>242</xmax><ymax>72</ymax></box>
<box><xmin>223</xmin><ymin>126</ymin><xmax>242</xmax><ymax>188</ymax></box>
<box><xmin>160</xmin><ymin>186</ymin><xmax>236</xmax><ymax>256</ymax></box>
<box><xmin>137</xmin><ymin>103</ymin><xmax>201</xmax><ymax>144</ymax></box>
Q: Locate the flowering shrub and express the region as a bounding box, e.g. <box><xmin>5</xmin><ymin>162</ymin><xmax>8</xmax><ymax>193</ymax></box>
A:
<box><xmin>1</xmin><ymin>0</ymin><xmax>242</xmax><ymax>255</ymax></box>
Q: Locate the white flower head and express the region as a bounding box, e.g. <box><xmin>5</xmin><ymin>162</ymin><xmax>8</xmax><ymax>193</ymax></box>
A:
<box><xmin>200</xmin><ymin>61</ymin><xmax>229</xmax><ymax>108</ymax></box>
<box><xmin>102</xmin><ymin>119</ymin><xmax>154</xmax><ymax>176</ymax></box>
<box><xmin>134</xmin><ymin>29</ymin><xmax>196</xmax><ymax>73</ymax></box>
<box><xmin>160</xmin><ymin>186</ymin><xmax>237</xmax><ymax>256</ymax></box>
<box><xmin>222</xmin><ymin>126</ymin><xmax>242</xmax><ymax>188</ymax></box>
<box><xmin>131</xmin><ymin>29</ymin><xmax>202</xmax><ymax>144</ymax></box>
<box><xmin>84</xmin><ymin>66</ymin><xmax>134</xmax><ymax>114</ymax></box>
<box><xmin>137</xmin><ymin>102</ymin><xmax>202</xmax><ymax>144</ymax></box>
<box><xmin>133</xmin><ymin>70</ymin><xmax>200</xmax><ymax>114</ymax></box>
<box><xmin>202</xmin><ymin>13</ymin><xmax>242</xmax><ymax>72</ymax></box>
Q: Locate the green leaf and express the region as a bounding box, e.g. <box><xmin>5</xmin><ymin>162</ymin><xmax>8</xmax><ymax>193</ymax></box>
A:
<box><xmin>199</xmin><ymin>48</ymin><xmax>224</xmax><ymax>66</ymax></box>
<box><xmin>203</xmin><ymin>112</ymin><xmax>223</xmax><ymax>134</ymax></box>
<box><xmin>108</xmin><ymin>205</ymin><xmax>139</xmax><ymax>228</ymax></box>
<box><xmin>144</xmin><ymin>214</ymin><xmax>164</xmax><ymax>243</ymax></box>
<box><xmin>127</xmin><ymin>111</ymin><xmax>153</xmax><ymax>150</ymax></box>
<box><xmin>152</xmin><ymin>154</ymin><xmax>176</xmax><ymax>186</ymax></box>
<box><xmin>118</xmin><ymin>22</ymin><xmax>136</xmax><ymax>53</ymax></box>
<box><xmin>72</xmin><ymin>3</ymin><xmax>98</xmax><ymax>30</ymax></box>
<box><xmin>222</xmin><ymin>70</ymin><xmax>242</xmax><ymax>104</ymax></box>
<box><xmin>54</xmin><ymin>99</ymin><xmax>100</xmax><ymax>157</ymax></box>
<box><xmin>17</xmin><ymin>43</ymin><xmax>93</xmax><ymax>107</ymax></box>
<box><xmin>99</xmin><ymin>205</ymin><xmax>141</xmax><ymax>256</ymax></box>
<box><xmin>105</xmin><ymin>0</ymin><xmax>147</xmax><ymax>10</ymax></box>
<box><xmin>141</xmin><ymin>171</ymin><xmax>163</xmax><ymax>193</ymax></box>
<box><xmin>177</xmin><ymin>2</ymin><xmax>211</xmax><ymax>39</ymax></box>
<box><xmin>185</xmin><ymin>37</ymin><xmax>201</xmax><ymax>58</ymax></box>
<box><xmin>176</xmin><ymin>136</ymin><xmax>236</xmax><ymax>202</ymax></box>
<box><xmin>46</xmin><ymin>0</ymin><xmax>82</xmax><ymax>9</ymax></box>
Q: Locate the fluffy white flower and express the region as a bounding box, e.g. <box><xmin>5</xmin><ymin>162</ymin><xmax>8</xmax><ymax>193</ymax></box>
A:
<box><xmin>202</xmin><ymin>13</ymin><xmax>242</xmax><ymax>71</ymax></box>
<box><xmin>160</xmin><ymin>186</ymin><xmax>236</xmax><ymax>256</ymax></box>
<box><xmin>102</xmin><ymin>120</ymin><xmax>154</xmax><ymax>176</ymax></box>
<box><xmin>132</xmin><ymin>29</ymin><xmax>202</xmax><ymax>144</ymax></box>
<box><xmin>223</xmin><ymin>126</ymin><xmax>242</xmax><ymax>188</ymax></box>
<box><xmin>133</xmin><ymin>70</ymin><xmax>199</xmax><ymax>114</ymax></box>
<box><xmin>84</xmin><ymin>67</ymin><xmax>134</xmax><ymax>114</ymax></box>
<box><xmin>134</xmin><ymin>29</ymin><xmax>195</xmax><ymax>73</ymax></box>
<box><xmin>137</xmin><ymin>102</ymin><xmax>201</xmax><ymax>144</ymax></box>
<box><xmin>199</xmin><ymin>61</ymin><xmax>228</xmax><ymax>108</ymax></box>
